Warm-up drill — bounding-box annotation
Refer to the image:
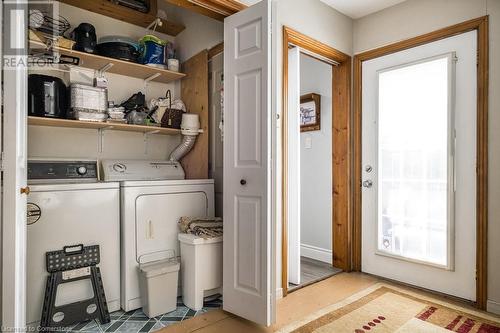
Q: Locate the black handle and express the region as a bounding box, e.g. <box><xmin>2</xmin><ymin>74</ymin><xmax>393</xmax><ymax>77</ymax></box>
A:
<box><xmin>240</xmin><ymin>179</ymin><xmax>247</xmax><ymax>185</ymax></box>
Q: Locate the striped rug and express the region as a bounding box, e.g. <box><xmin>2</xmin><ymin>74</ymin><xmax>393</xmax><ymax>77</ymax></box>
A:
<box><xmin>278</xmin><ymin>283</ymin><xmax>500</xmax><ymax>333</ymax></box>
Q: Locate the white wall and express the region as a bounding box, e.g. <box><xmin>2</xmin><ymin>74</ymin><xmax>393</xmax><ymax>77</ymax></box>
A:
<box><xmin>353</xmin><ymin>0</ymin><xmax>500</xmax><ymax>313</ymax></box>
<box><xmin>159</xmin><ymin>2</ymin><xmax>224</xmax><ymax>62</ymax></box>
<box><xmin>272</xmin><ymin>0</ymin><xmax>353</xmax><ymax>296</ymax></box>
<box><xmin>299</xmin><ymin>54</ymin><xmax>332</xmax><ymax>261</ymax></box>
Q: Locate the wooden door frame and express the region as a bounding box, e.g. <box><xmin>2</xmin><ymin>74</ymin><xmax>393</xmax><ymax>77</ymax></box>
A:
<box><xmin>352</xmin><ymin>16</ymin><xmax>489</xmax><ymax>309</ymax></box>
<box><xmin>281</xmin><ymin>26</ymin><xmax>351</xmax><ymax>297</ymax></box>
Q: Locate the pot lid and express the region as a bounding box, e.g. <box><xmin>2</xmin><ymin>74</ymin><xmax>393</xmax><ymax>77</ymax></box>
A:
<box><xmin>98</xmin><ymin>35</ymin><xmax>140</xmax><ymax>50</ymax></box>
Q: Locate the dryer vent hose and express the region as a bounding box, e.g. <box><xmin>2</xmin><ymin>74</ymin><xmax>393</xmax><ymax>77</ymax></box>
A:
<box><xmin>169</xmin><ymin>134</ymin><xmax>197</xmax><ymax>162</ymax></box>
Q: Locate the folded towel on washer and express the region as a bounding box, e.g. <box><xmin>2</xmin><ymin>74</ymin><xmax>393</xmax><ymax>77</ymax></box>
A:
<box><xmin>178</xmin><ymin>217</ymin><xmax>223</xmax><ymax>238</ymax></box>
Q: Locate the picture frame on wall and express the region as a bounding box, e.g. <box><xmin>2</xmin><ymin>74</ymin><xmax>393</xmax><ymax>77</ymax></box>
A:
<box><xmin>300</xmin><ymin>93</ymin><xmax>321</xmax><ymax>132</ymax></box>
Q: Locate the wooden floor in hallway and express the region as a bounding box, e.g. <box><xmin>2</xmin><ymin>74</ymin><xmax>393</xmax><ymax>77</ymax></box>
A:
<box><xmin>288</xmin><ymin>257</ymin><xmax>343</xmax><ymax>291</ymax></box>
<box><xmin>156</xmin><ymin>272</ymin><xmax>379</xmax><ymax>333</ymax></box>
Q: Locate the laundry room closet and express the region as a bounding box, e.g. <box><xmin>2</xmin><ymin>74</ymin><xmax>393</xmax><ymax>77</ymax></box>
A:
<box><xmin>25</xmin><ymin>0</ymin><xmax>225</xmax><ymax>331</ymax></box>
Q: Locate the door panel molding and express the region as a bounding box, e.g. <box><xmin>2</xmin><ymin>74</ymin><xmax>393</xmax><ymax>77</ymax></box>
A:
<box><xmin>353</xmin><ymin>16</ymin><xmax>489</xmax><ymax>309</ymax></box>
<box><xmin>282</xmin><ymin>26</ymin><xmax>351</xmax><ymax>297</ymax></box>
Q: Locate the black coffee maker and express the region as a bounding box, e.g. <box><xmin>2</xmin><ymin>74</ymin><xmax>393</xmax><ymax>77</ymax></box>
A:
<box><xmin>71</xmin><ymin>23</ymin><xmax>97</xmax><ymax>53</ymax></box>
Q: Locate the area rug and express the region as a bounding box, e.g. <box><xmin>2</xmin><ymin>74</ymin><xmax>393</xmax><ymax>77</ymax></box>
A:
<box><xmin>277</xmin><ymin>283</ymin><xmax>500</xmax><ymax>333</ymax></box>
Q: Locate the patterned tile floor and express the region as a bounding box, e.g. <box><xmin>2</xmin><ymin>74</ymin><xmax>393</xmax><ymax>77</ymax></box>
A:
<box><xmin>61</xmin><ymin>296</ymin><xmax>222</xmax><ymax>333</ymax></box>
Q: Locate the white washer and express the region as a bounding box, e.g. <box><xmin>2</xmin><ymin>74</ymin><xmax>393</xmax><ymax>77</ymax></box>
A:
<box><xmin>26</xmin><ymin>160</ymin><xmax>121</xmax><ymax>325</ymax></box>
<box><xmin>101</xmin><ymin>160</ymin><xmax>215</xmax><ymax>312</ymax></box>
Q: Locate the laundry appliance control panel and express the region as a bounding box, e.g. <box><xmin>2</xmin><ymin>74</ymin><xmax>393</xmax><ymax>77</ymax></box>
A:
<box><xmin>101</xmin><ymin>159</ymin><xmax>185</xmax><ymax>182</ymax></box>
<box><xmin>28</xmin><ymin>160</ymin><xmax>99</xmax><ymax>184</ymax></box>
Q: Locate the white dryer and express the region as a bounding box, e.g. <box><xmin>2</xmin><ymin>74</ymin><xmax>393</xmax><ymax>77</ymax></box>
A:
<box><xmin>101</xmin><ymin>160</ymin><xmax>215</xmax><ymax>312</ymax></box>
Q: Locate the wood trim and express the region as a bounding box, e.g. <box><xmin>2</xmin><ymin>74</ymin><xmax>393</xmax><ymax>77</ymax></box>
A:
<box><xmin>352</xmin><ymin>16</ymin><xmax>489</xmax><ymax>309</ymax></box>
<box><xmin>188</xmin><ymin>0</ymin><xmax>247</xmax><ymax>16</ymax></box>
<box><xmin>208</xmin><ymin>42</ymin><xmax>224</xmax><ymax>59</ymax></box>
<box><xmin>180</xmin><ymin>50</ymin><xmax>210</xmax><ymax>179</ymax></box>
<box><xmin>59</xmin><ymin>0</ymin><xmax>185</xmax><ymax>36</ymax></box>
<box><xmin>476</xmin><ymin>16</ymin><xmax>489</xmax><ymax>311</ymax></box>
<box><xmin>332</xmin><ymin>57</ymin><xmax>351</xmax><ymax>271</ymax></box>
<box><xmin>284</xmin><ymin>27</ymin><xmax>350</xmax><ymax>63</ymax></box>
<box><xmin>354</xmin><ymin>16</ymin><xmax>488</xmax><ymax>62</ymax></box>
<box><xmin>282</xmin><ymin>26</ymin><xmax>352</xmax><ymax>297</ymax></box>
<box><xmin>165</xmin><ymin>0</ymin><xmax>226</xmax><ymax>21</ymax></box>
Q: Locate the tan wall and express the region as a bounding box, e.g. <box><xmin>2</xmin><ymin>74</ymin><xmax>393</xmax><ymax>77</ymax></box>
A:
<box><xmin>353</xmin><ymin>0</ymin><xmax>500</xmax><ymax>313</ymax></box>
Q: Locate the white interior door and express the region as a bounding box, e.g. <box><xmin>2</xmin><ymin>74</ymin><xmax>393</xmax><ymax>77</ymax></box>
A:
<box><xmin>287</xmin><ymin>46</ymin><xmax>301</xmax><ymax>286</ymax></box>
<box><xmin>223</xmin><ymin>0</ymin><xmax>274</xmax><ymax>326</ymax></box>
<box><xmin>361</xmin><ymin>31</ymin><xmax>477</xmax><ymax>301</ymax></box>
<box><xmin>2</xmin><ymin>0</ymin><xmax>28</xmax><ymax>328</ymax></box>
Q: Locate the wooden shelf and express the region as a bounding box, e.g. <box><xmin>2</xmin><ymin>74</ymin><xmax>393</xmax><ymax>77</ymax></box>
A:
<box><xmin>28</xmin><ymin>116</ymin><xmax>181</xmax><ymax>135</ymax></box>
<box><xmin>30</xmin><ymin>41</ymin><xmax>186</xmax><ymax>84</ymax></box>
<box><xmin>59</xmin><ymin>0</ymin><xmax>185</xmax><ymax>36</ymax></box>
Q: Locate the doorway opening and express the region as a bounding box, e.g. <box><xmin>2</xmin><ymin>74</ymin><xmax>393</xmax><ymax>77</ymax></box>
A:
<box><xmin>287</xmin><ymin>52</ymin><xmax>341</xmax><ymax>292</ymax></box>
<box><xmin>281</xmin><ymin>27</ymin><xmax>352</xmax><ymax>297</ymax></box>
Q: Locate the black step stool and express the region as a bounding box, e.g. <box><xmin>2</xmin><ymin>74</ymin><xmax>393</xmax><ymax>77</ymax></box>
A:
<box><xmin>40</xmin><ymin>244</ymin><xmax>111</xmax><ymax>330</ymax></box>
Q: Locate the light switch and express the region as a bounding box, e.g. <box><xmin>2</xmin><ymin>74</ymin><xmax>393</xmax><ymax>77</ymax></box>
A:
<box><xmin>305</xmin><ymin>136</ymin><xmax>312</xmax><ymax>149</ymax></box>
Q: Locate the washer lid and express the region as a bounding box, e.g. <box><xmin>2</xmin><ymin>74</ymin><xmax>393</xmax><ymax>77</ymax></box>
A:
<box><xmin>29</xmin><ymin>182</ymin><xmax>120</xmax><ymax>192</ymax></box>
<box><xmin>101</xmin><ymin>159</ymin><xmax>185</xmax><ymax>182</ymax></box>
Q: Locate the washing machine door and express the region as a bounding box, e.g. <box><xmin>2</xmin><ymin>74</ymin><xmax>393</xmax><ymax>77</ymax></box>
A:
<box><xmin>135</xmin><ymin>191</ymin><xmax>209</xmax><ymax>263</ymax></box>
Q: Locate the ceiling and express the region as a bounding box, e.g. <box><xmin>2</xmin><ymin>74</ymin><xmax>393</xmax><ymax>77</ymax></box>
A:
<box><xmin>319</xmin><ymin>0</ymin><xmax>407</xmax><ymax>19</ymax></box>
<box><xmin>238</xmin><ymin>0</ymin><xmax>407</xmax><ymax>19</ymax></box>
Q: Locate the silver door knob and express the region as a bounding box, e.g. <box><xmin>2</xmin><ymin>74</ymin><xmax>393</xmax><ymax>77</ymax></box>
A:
<box><xmin>363</xmin><ymin>180</ymin><xmax>373</xmax><ymax>188</ymax></box>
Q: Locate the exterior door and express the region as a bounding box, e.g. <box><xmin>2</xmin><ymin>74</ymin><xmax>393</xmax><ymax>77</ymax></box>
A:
<box><xmin>287</xmin><ymin>46</ymin><xmax>301</xmax><ymax>286</ymax></box>
<box><xmin>2</xmin><ymin>0</ymin><xmax>29</xmax><ymax>328</ymax></box>
<box><xmin>361</xmin><ymin>31</ymin><xmax>477</xmax><ymax>301</ymax></box>
<box><xmin>223</xmin><ymin>0</ymin><xmax>275</xmax><ymax>326</ymax></box>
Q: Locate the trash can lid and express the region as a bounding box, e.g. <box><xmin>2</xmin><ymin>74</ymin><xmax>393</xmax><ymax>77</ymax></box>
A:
<box><xmin>140</xmin><ymin>259</ymin><xmax>180</xmax><ymax>278</ymax></box>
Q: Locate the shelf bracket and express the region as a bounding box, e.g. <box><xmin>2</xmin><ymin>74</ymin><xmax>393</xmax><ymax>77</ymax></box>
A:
<box><xmin>75</xmin><ymin>70</ymin><xmax>95</xmax><ymax>82</ymax></box>
<box><xmin>98</xmin><ymin>63</ymin><xmax>114</xmax><ymax>76</ymax></box>
<box><xmin>143</xmin><ymin>129</ymin><xmax>161</xmax><ymax>155</ymax></box>
<box><xmin>97</xmin><ymin>126</ymin><xmax>115</xmax><ymax>153</ymax></box>
<box><xmin>143</xmin><ymin>73</ymin><xmax>162</xmax><ymax>91</ymax></box>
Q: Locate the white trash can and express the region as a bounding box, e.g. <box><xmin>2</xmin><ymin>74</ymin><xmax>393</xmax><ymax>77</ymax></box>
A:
<box><xmin>139</xmin><ymin>257</ymin><xmax>180</xmax><ymax>318</ymax></box>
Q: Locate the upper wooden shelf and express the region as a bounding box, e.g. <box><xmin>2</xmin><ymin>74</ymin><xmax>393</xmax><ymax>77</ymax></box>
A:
<box><xmin>165</xmin><ymin>0</ymin><xmax>247</xmax><ymax>21</ymax></box>
<box><xmin>28</xmin><ymin>116</ymin><xmax>182</xmax><ymax>136</ymax></box>
<box><xmin>30</xmin><ymin>40</ymin><xmax>186</xmax><ymax>84</ymax></box>
<box><xmin>59</xmin><ymin>0</ymin><xmax>185</xmax><ymax>36</ymax></box>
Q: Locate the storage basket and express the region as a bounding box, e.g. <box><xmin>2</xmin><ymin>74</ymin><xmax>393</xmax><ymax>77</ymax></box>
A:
<box><xmin>161</xmin><ymin>90</ymin><xmax>184</xmax><ymax>129</ymax></box>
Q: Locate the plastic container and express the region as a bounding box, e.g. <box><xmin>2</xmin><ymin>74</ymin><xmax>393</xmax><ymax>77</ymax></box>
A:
<box><xmin>178</xmin><ymin>234</ymin><xmax>222</xmax><ymax>311</ymax></box>
<box><xmin>139</xmin><ymin>257</ymin><xmax>180</xmax><ymax>318</ymax></box>
<box><xmin>70</xmin><ymin>84</ymin><xmax>107</xmax><ymax>115</ymax></box>
<box><xmin>140</xmin><ymin>35</ymin><xmax>167</xmax><ymax>65</ymax></box>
